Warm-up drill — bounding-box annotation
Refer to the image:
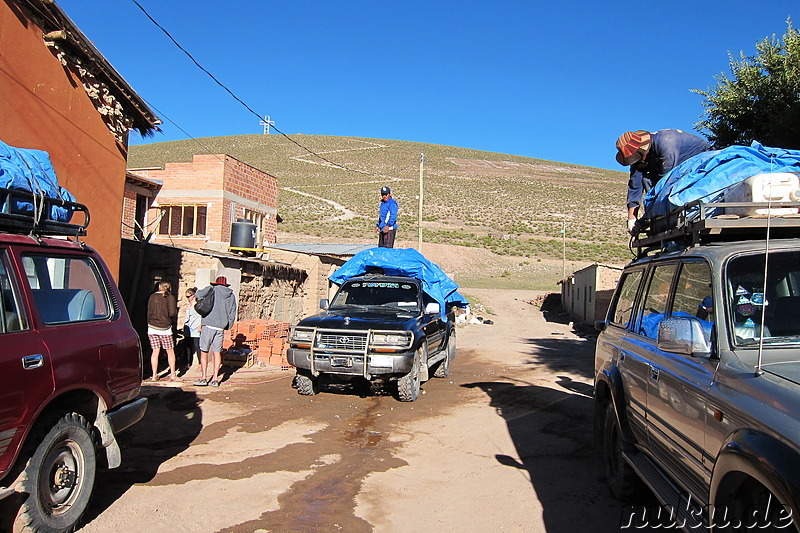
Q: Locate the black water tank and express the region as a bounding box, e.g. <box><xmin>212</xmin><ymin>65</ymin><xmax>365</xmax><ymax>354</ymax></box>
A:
<box><xmin>230</xmin><ymin>218</ymin><xmax>257</xmax><ymax>249</ymax></box>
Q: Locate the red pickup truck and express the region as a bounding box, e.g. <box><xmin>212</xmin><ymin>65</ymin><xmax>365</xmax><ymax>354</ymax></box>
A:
<box><xmin>0</xmin><ymin>196</ymin><xmax>146</xmax><ymax>532</ymax></box>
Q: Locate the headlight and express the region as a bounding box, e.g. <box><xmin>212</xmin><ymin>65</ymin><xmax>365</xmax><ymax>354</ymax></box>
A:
<box><xmin>371</xmin><ymin>332</ymin><xmax>411</xmax><ymax>347</ymax></box>
<box><xmin>291</xmin><ymin>328</ymin><xmax>314</xmax><ymax>345</ymax></box>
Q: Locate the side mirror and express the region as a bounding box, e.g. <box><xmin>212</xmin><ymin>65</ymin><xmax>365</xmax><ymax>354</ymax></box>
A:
<box><xmin>319</xmin><ymin>299</ymin><xmax>329</xmax><ymax>310</ymax></box>
<box><xmin>425</xmin><ymin>302</ymin><xmax>440</xmax><ymax>315</ymax></box>
<box><xmin>594</xmin><ymin>320</ymin><xmax>606</xmax><ymax>332</ymax></box>
<box><xmin>657</xmin><ymin>317</ymin><xmax>712</xmax><ymax>357</ymax></box>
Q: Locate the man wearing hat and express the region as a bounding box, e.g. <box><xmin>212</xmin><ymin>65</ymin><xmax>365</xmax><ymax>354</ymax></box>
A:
<box><xmin>616</xmin><ymin>129</ymin><xmax>710</xmax><ymax>233</ymax></box>
<box><xmin>194</xmin><ymin>276</ymin><xmax>237</xmax><ymax>387</ymax></box>
<box><xmin>376</xmin><ymin>185</ymin><xmax>398</xmax><ymax>248</ymax></box>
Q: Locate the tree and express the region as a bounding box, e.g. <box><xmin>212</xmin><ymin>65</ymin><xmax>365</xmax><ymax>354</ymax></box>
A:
<box><xmin>693</xmin><ymin>21</ymin><xmax>800</xmax><ymax>149</ymax></box>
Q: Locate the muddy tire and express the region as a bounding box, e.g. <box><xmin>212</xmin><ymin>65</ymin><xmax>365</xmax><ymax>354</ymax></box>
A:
<box><xmin>397</xmin><ymin>348</ymin><xmax>422</xmax><ymax>402</ymax></box>
<box><xmin>14</xmin><ymin>412</ymin><xmax>97</xmax><ymax>533</ymax></box>
<box><xmin>295</xmin><ymin>371</ymin><xmax>319</xmax><ymax>396</ymax></box>
<box><xmin>603</xmin><ymin>403</ymin><xmax>641</xmax><ymax>501</ymax></box>
<box><xmin>434</xmin><ymin>333</ymin><xmax>454</xmax><ymax>378</ymax></box>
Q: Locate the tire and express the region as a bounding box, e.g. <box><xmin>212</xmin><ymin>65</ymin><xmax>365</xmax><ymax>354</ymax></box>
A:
<box><xmin>397</xmin><ymin>347</ymin><xmax>422</xmax><ymax>402</ymax></box>
<box><xmin>603</xmin><ymin>403</ymin><xmax>641</xmax><ymax>501</ymax></box>
<box><xmin>434</xmin><ymin>332</ymin><xmax>454</xmax><ymax>378</ymax></box>
<box><xmin>295</xmin><ymin>371</ymin><xmax>319</xmax><ymax>396</ymax></box>
<box><xmin>14</xmin><ymin>412</ymin><xmax>97</xmax><ymax>533</ymax></box>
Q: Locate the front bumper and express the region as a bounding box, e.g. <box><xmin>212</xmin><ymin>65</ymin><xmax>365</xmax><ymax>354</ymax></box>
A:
<box><xmin>288</xmin><ymin>348</ymin><xmax>414</xmax><ymax>377</ymax></box>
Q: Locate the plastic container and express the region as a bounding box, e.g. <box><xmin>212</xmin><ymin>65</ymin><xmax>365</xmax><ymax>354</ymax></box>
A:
<box><xmin>723</xmin><ymin>173</ymin><xmax>800</xmax><ymax>216</ymax></box>
<box><xmin>230</xmin><ymin>218</ymin><xmax>257</xmax><ymax>249</ymax></box>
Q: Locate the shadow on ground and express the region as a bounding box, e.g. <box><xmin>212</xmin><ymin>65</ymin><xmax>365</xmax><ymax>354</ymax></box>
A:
<box><xmin>463</xmin><ymin>379</ymin><xmax>626</xmax><ymax>532</ymax></box>
<box><xmin>83</xmin><ymin>385</ymin><xmax>203</xmax><ymax>524</ymax></box>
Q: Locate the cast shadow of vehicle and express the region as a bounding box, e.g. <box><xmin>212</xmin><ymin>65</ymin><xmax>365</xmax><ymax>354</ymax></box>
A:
<box><xmin>462</xmin><ymin>379</ymin><xmax>625</xmax><ymax>532</ymax></box>
<box><xmin>522</xmin><ymin>334</ymin><xmax>597</xmax><ymax>380</ymax></box>
<box><xmin>81</xmin><ymin>385</ymin><xmax>204</xmax><ymax>524</ymax></box>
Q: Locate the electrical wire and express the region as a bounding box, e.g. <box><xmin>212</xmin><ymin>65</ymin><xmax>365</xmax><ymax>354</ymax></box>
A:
<box><xmin>129</xmin><ymin>0</ymin><xmax>353</xmax><ymax>172</ymax></box>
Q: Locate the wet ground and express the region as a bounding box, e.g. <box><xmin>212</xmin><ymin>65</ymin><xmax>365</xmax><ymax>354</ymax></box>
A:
<box><xmin>4</xmin><ymin>289</ymin><xmax>655</xmax><ymax>532</ymax></box>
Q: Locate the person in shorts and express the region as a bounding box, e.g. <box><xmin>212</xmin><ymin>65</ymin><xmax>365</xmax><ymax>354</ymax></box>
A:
<box><xmin>147</xmin><ymin>281</ymin><xmax>178</xmax><ymax>382</ymax></box>
<box><xmin>194</xmin><ymin>276</ymin><xmax>237</xmax><ymax>387</ymax></box>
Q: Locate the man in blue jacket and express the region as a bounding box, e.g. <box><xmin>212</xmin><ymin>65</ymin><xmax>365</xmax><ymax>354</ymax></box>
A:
<box><xmin>616</xmin><ymin>129</ymin><xmax>711</xmax><ymax>233</ymax></box>
<box><xmin>376</xmin><ymin>186</ymin><xmax>398</xmax><ymax>248</ymax></box>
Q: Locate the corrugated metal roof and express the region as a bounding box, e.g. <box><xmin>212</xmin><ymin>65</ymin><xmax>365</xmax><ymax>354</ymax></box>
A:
<box><xmin>267</xmin><ymin>243</ymin><xmax>374</xmax><ymax>257</ymax></box>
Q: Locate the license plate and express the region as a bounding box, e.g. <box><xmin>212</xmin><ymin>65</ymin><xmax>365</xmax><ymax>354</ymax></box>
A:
<box><xmin>331</xmin><ymin>357</ymin><xmax>352</xmax><ymax>367</ymax></box>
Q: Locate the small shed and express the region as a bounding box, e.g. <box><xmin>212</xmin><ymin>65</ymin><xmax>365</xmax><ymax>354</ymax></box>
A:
<box><xmin>559</xmin><ymin>263</ymin><xmax>623</xmax><ymax>325</ymax></box>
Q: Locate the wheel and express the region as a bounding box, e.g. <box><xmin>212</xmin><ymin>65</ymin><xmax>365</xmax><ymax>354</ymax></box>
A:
<box><xmin>14</xmin><ymin>412</ymin><xmax>97</xmax><ymax>533</ymax></box>
<box><xmin>603</xmin><ymin>403</ymin><xmax>641</xmax><ymax>501</ymax></box>
<box><xmin>434</xmin><ymin>332</ymin><xmax>454</xmax><ymax>378</ymax></box>
<box><xmin>295</xmin><ymin>371</ymin><xmax>319</xmax><ymax>396</ymax></box>
<box><xmin>397</xmin><ymin>347</ymin><xmax>422</xmax><ymax>402</ymax></box>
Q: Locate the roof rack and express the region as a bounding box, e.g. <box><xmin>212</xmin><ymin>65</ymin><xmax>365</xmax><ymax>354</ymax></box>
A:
<box><xmin>632</xmin><ymin>199</ymin><xmax>800</xmax><ymax>258</ymax></box>
<box><xmin>0</xmin><ymin>187</ymin><xmax>90</xmax><ymax>238</ymax></box>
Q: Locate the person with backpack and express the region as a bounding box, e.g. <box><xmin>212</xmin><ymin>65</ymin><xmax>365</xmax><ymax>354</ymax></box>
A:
<box><xmin>193</xmin><ymin>276</ymin><xmax>237</xmax><ymax>387</ymax></box>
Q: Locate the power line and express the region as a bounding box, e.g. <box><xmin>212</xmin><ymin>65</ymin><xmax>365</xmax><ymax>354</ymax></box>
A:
<box><xmin>128</xmin><ymin>0</ymin><xmax>353</xmax><ymax>172</ymax></box>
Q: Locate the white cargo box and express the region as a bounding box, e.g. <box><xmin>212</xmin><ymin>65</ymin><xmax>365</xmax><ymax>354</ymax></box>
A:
<box><xmin>722</xmin><ymin>173</ymin><xmax>800</xmax><ymax>216</ymax></box>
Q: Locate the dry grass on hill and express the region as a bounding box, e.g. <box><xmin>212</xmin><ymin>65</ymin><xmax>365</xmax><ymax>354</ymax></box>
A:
<box><xmin>130</xmin><ymin>134</ymin><xmax>634</xmax><ymax>288</ymax></box>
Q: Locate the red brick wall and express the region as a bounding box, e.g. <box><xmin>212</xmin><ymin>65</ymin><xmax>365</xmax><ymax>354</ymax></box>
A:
<box><xmin>136</xmin><ymin>154</ymin><xmax>278</xmax><ymax>250</ymax></box>
<box><xmin>122</xmin><ymin>189</ymin><xmax>137</xmax><ymax>239</ymax></box>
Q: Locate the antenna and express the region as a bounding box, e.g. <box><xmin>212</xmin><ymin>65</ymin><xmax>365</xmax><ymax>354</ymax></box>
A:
<box><xmin>259</xmin><ymin>115</ymin><xmax>275</xmax><ymax>134</ymax></box>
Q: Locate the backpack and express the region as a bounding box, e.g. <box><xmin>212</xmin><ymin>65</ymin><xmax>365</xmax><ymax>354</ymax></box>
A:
<box><xmin>195</xmin><ymin>286</ymin><xmax>215</xmax><ymax>317</ymax></box>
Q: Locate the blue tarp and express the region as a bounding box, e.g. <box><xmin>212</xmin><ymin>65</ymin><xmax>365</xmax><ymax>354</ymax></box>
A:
<box><xmin>329</xmin><ymin>247</ymin><xmax>467</xmax><ymax>320</ymax></box>
<box><xmin>643</xmin><ymin>142</ymin><xmax>800</xmax><ymax>223</ymax></box>
<box><xmin>0</xmin><ymin>141</ymin><xmax>76</xmax><ymax>222</ymax></box>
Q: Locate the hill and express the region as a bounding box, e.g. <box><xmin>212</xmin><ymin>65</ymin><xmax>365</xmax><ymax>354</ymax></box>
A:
<box><xmin>128</xmin><ymin>134</ymin><xmax>632</xmax><ymax>289</ymax></box>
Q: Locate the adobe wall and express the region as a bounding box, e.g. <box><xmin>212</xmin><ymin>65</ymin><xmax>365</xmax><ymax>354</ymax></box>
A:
<box><xmin>119</xmin><ymin>240</ymin><xmax>307</xmax><ymax>343</ymax></box>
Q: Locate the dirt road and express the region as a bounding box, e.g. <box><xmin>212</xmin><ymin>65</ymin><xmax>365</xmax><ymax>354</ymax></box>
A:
<box><xmin>73</xmin><ymin>289</ymin><xmax>629</xmax><ymax>532</ymax></box>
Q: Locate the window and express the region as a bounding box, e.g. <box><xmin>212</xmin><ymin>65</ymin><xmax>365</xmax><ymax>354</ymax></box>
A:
<box><xmin>637</xmin><ymin>263</ymin><xmax>677</xmax><ymax>339</ymax></box>
<box><xmin>672</xmin><ymin>262</ymin><xmax>713</xmax><ymax>321</ymax></box>
<box><xmin>243</xmin><ymin>209</ymin><xmax>265</xmax><ymax>245</ymax></box>
<box><xmin>22</xmin><ymin>255</ymin><xmax>111</xmax><ymax>324</ymax></box>
<box><xmin>609</xmin><ymin>270</ymin><xmax>643</xmax><ymax>328</ymax></box>
<box><xmin>0</xmin><ymin>257</ymin><xmax>24</xmax><ymax>333</ymax></box>
<box><xmin>158</xmin><ymin>205</ymin><xmax>207</xmax><ymax>236</ymax></box>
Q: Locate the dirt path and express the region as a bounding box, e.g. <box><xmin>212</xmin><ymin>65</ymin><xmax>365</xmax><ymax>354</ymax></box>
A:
<box><xmin>63</xmin><ymin>289</ymin><xmax>630</xmax><ymax>532</ymax></box>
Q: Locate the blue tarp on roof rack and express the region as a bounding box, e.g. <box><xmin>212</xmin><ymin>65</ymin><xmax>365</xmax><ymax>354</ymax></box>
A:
<box><xmin>0</xmin><ymin>141</ymin><xmax>76</xmax><ymax>222</ymax></box>
<box><xmin>644</xmin><ymin>142</ymin><xmax>800</xmax><ymax>223</ymax></box>
<box><xmin>329</xmin><ymin>247</ymin><xmax>467</xmax><ymax>320</ymax></box>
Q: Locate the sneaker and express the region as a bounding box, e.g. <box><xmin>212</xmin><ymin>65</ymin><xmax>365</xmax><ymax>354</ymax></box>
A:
<box><xmin>193</xmin><ymin>378</ymin><xmax>208</xmax><ymax>386</ymax></box>
<box><xmin>209</xmin><ymin>380</ymin><xmax>220</xmax><ymax>387</ymax></box>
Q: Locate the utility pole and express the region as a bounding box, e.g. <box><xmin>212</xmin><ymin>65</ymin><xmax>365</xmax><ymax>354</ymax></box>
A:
<box><xmin>561</xmin><ymin>220</ymin><xmax>567</xmax><ymax>279</ymax></box>
<box><xmin>418</xmin><ymin>153</ymin><xmax>425</xmax><ymax>251</ymax></box>
<box><xmin>259</xmin><ymin>115</ymin><xmax>274</xmax><ymax>134</ymax></box>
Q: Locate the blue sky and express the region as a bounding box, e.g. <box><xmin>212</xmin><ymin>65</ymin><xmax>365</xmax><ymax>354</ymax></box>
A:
<box><xmin>58</xmin><ymin>0</ymin><xmax>799</xmax><ymax>171</ymax></box>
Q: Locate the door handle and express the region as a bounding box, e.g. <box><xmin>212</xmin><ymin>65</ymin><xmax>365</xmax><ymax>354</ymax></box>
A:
<box><xmin>22</xmin><ymin>354</ymin><xmax>44</xmax><ymax>369</ymax></box>
<box><xmin>650</xmin><ymin>365</ymin><xmax>660</xmax><ymax>382</ymax></box>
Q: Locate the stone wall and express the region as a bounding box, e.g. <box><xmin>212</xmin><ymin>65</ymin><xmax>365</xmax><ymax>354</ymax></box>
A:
<box><xmin>120</xmin><ymin>239</ymin><xmax>307</xmax><ymax>345</ymax></box>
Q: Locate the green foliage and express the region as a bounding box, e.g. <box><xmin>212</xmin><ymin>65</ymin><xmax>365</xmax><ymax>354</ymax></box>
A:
<box><xmin>694</xmin><ymin>21</ymin><xmax>800</xmax><ymax>148</ymax></box>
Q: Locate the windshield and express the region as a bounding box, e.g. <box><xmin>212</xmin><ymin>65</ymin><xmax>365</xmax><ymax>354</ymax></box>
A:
<box><xmin>727</xmin><ymin>250</ymin><xmax>800</xmax><ymax>345</ymax></box>
<box><xmin>330</xmin><ymin>280</ymin><xmax>420</xmax><ymax>311</ymax></box>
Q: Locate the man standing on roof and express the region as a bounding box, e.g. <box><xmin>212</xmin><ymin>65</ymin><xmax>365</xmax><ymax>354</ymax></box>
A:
<box><xmin>376</xmin><ymin>185</ymin><xmax>398</xmax><ymax>248</ymax></box>
<box><xmin>193</xmin><ymin>276</ymin><xmax>237</xmax><ymax>388</ymax></box>
<box><xmin>616</xmin><ymin>129</ymin><xmax>711</xmax><ymax>234</ymax></box>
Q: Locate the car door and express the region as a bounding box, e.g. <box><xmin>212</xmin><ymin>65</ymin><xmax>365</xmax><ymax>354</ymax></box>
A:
<box><xmin>421</xmin><ymin>291</ymin><xmax>445</xmax><ymax>354</ymax></box>
<box><xmin>598</xmin><ymin>266</ymin><xmax>649</xmax><ymax>444</ymax></box>
<box><xmin>645</xmin><ymin>259</ymin><xmax>716</xmax><ymax>498</ymax></box>
<box><xmin>0</xmin><ymin>249</ymin><xmax>52</xmax><ymax>475</ymax></box>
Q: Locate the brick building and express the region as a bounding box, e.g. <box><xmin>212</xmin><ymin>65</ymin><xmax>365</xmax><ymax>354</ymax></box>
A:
<box><xmin>128</xmin><ymin>154</ymin><xmax>278</xmax><ymax>251</ymax></box>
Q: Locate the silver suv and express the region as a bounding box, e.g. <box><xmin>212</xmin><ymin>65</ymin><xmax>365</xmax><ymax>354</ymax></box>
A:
<box><xmin>595</xmin><ymin>236</ymin><xmax>800</xmax><ymax>531</ymax></box>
